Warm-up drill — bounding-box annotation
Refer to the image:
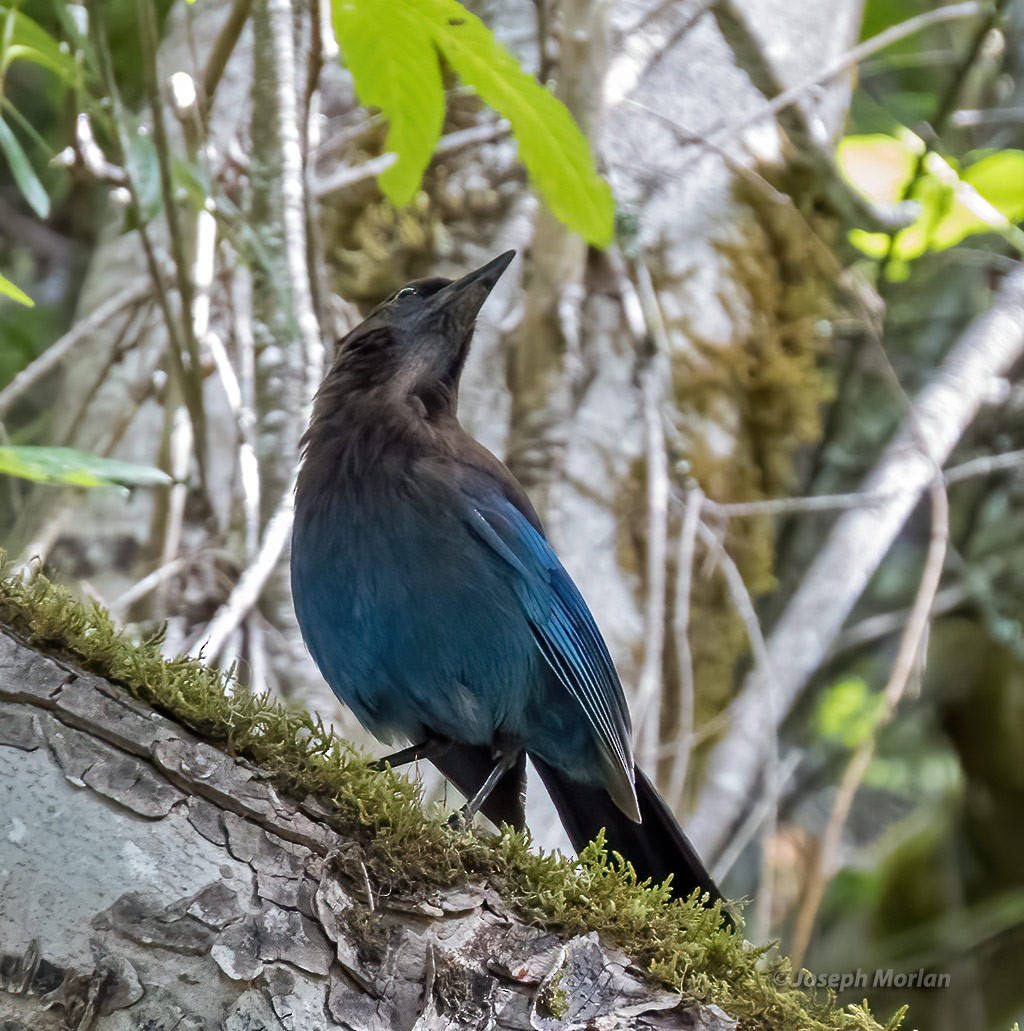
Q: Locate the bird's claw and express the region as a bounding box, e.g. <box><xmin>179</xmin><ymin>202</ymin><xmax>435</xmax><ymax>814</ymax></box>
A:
<box><xmin>447</xmin><ymin>807</ymin><xmax>471</xmax><ymax>830</ymax></box>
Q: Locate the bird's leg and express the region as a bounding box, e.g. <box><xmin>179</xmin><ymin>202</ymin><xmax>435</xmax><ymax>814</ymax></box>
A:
<box><xmin>452</xmin><ymin>747</ymin><xmax>523</xmax><ymax>826</ymax></box>
<box><xmin>371</xmin><ymin>737</ymin><xmax>451</xmax><ymax>771</ymax></box>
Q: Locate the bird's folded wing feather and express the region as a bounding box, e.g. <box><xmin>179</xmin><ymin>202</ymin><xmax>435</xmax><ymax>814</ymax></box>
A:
<box><xmin>457</xmin><ymin>475</ymin><xmax>635</xmax><ymax>794</ymax></box>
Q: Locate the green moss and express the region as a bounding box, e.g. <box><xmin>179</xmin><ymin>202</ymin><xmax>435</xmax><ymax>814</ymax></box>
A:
<box><xmin>666</xmin><ymin>181</ymin><xmax>837</xmax><ymax>739</ymax></box>
<box><xmin>0</xmin><ymin>564</ymin><xmax>899</xmax><ymax>1031</ymax></box>
<box><xmin>537</xmin><ymin>968</ymin><xmax>569</xmax><ymax>1019</ymax></box>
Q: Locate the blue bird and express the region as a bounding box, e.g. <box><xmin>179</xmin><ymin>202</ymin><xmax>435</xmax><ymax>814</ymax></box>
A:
<box><xmin>291</xmin><ymin>251</ymin><xmax>720</xmax><ymax>901</ymax></box>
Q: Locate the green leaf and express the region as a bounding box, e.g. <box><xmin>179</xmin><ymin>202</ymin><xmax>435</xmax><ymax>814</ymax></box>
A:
<box><xmin>125</xmin><ymin>129</ymin><xmax>162</xmax><ymax>225</ymax></box>
<box><xmin>421</xmin><ymin>0</ymin><xmax>613</xmax><ymax>247</ymax></box>
<box><xmin>0</xmin><ymin>6</ymin><xmax>78</xmax><ymax>81</ymax></box>
<box><xmin>961</xmin><ymin>150</ymin><xmax>1024</xmax><ymax>222</ymax></box>
<box><xmin>331</xmin><ymin>0</ymin><xmax>614</xmax><ymax>247</ymax></box>
<box><xmin>331</xmin><ymin>1</ymin><xmax>444</xmax><ymax>205</ymax></box>
<box><xmin>0</xmin><ymin>116</ymin><xmax>49</xmax><ymax>218</ymax></box>
<box><xmin>837</xmin><ymin>132</ymin><xmax>920</xmax><ymax>205</ymax></box>
<box><xmin>0</xmin><ymin>446</ymin><xmax>173</xmax><ymax>488</ymax></box>
<box><xmin>172</xmin><ymin>158</ymin><xmax>213</xmax><ymax>213</ymax></box>
<box><xmin>0</xmin><ymin>273</ymin><xmax>33</xmax><ymax>307</ymax></box>
<box><xmin>814</xmin><ymin>677</ymin><xmax>886</xmax><ymax>749</ymax></box>
<box><xmin>840</xmin><ymin>134</ymin><xmax>1024</xmax><ymax>267</ymax></box>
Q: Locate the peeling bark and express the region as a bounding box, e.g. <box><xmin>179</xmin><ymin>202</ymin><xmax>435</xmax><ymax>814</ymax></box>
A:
<box><xmin>0</xmin><ymin>628</ymin><xmax>734</xmax><ymax>1030</ymax></box>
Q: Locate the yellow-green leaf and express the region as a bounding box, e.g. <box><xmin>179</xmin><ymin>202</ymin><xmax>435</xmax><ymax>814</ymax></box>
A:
<box><xmin>814</xmin><ymin>677</ymin><xmax>886</xmax><ymax>749</ymax></box>
<box><xmin>416</xmin><ymin>0</ymin><xmax>613</xmax><ymax>246</ymax></box>
<box><xmin>0</xmin><ymin>273</ymin><xmax>33</xmax><ymax>307</ymax></box>
<box><xmin>331</xmin><ymin>1</ymin><xmax>444</xmax><ymax>206</ymax></box>
<box><xmin>0</xmin><ymin>446</ymin><xmax>173</xmax><ymax>488</ymax></box>
<box><xmin>329</xmin><ymin>0</ymin><xmax>614</xmax><ymax>247</ymax></box>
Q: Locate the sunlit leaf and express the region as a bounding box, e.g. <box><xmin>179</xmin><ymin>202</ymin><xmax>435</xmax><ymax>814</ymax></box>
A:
<box><xmin>0</xmin><ymin>116</ymin><xmax>49</xmax><ymax>218</ymax></box>
<box><xmin>419</xmin><ymin>0</ymin><xmax>614</xmax><ymax>246</ymax></box>
<box><xmin>840</xmin><ymin>134</ymin><xmax>1024</xmax><ymax>268</ymax></box>
<box><xmin>330</xmin><ymin>0</ymin><xmax>614</xmax><ymax>246</ymax></box>
<box><xmin>814</xmin><ymin>677</ymin><xmax>886</xmax><ymax>749</ymax></box>
<box><xmin>0</xmin><ymin>446</ymin><xmax>173</xmax><ymax>488</ymax></box>
<box><xmin>961</xmin><ymin>150</ymin><xmax>1024</xmax><ymax>221</ymax></box>
<box><xmin>0</xmin><ymin>273</ymin><xmax>33</xmax><ymax>307</ymax></box>
<box><xmin>837</xmin><ymin>132</ymin><xmax>921</xmax><ymax>205</ymax></box>
<box><xmin>331</xmin><ymin>1</ymin><xmax>443</xmax><ymax>206</ymax></box>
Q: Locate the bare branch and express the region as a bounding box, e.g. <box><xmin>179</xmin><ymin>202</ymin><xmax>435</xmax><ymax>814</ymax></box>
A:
<box><xmin>140</xmin><ymin>0</ymin><xmax>208</xmax><ymax>473</ymax></box>
<box><xmin>694</xmin><ymin>520</ymin><xmax>780</xmax><ymax>940</ymax></box>
<box><xmin>201</xmin><ymin>0</ymin><xmax>254</xmax><ymax>118</ymax></box>
<box><xmin>665</xmin><ymin>487</ymin><xmax>703</xmax><ymax>809</ymax></box>
<box><xmin>789</xmin><ymin>479</ymin><xmax>949</xmax><ymax>969</ymax></box>
<box><xmin>188</xmin><ymin>485</ymin><xmax>295</xmax><ymax>661</ymax></box>
<box><xmin>694</xmin><ymin>3</ymin><xmax>985</xmax><ymax>154</ymax></box>
<box><xmin>631</xmin><ymin>262</ymin><xmax>672</xmax><ymax>774</ymax></box>
<box><xmin>0</xmin><ymin>281</ymin><xmax>151</xmax><ymax>420</ymax></box>
<box><xmin>265</xmin><ymin>0</ymin><xmax>324</xmax><ymax>409</ymax></box>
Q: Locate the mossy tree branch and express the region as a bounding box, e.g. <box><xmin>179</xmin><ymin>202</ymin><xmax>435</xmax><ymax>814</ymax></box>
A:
<box><xmin>0</xmin><ymin>567</ymin><xmax>900</xmax><ymax>1031</ymax></box>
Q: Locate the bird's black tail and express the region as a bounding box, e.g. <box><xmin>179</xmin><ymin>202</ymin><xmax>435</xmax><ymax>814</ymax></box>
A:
<box><xmin>531</xmin><ymin>757</ymin><xmax>722</xmax><ymax>903</ymax></box>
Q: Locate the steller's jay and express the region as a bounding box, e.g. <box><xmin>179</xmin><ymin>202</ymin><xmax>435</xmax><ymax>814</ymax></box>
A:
<box><xmin>291</xmin><ymin>251</ymin><xmax>721</xmax><ymax>902</ymax></box>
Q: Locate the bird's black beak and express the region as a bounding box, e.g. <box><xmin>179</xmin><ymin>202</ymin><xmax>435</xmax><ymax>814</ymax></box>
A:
<box><xmin>428</xmin><ymin>250</ymin><xmax>515</xmax><ymax>326</ymax></box>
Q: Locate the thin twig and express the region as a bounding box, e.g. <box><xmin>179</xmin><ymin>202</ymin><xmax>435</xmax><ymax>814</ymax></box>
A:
<box><xmin>690</xmin><ymin>3</ymin><xmax>985</xmax><ymax>155</ymax></box>
<box><xmin>0</xmin><ymin>279</ymin><xmax>151</xmax><ymax>420</ymax></box>
<box><xmin>60</xmin><ymin>301</ymin><xmax>154</xmax><ymax>447</ymax></box>
<box><xmin>233</xmin><ymin>269</ymin><xmax>262</xmax><ymax>561</ymax></box>
<box><xmin>703</xmin><ymin>490</ymin><xmax>895</xmax><ymax>518</ymax></box>
<box><xmin>789</xmin><ymin>478</ymin><xmax>949</xmax><ymax>970</ymax></box>
<box><xmin>188</xmin><ymin>485</ymin><xmax>295</xmax><ymax>660</ymax></box>
<box><xmin>266</xmin><ymin>0</ymin><xmax>324</xmax><ymax>410</ymax></box>
<box><xmin>634</xmin><ymin>264</ymin><xmax>671</xmax><ymax>775</ymax></box>
<box><xmin>201</xmin><ymin>0</ymin><xmax>254</xmax><ymax>118</ymax></box>
<box><xmin>111</xmin><ymin>555</ymin><xmax>191</xmax><ymax>612</ymax></box>
<box><xmin>945</xmin><ymin>447</ymin><xmax>1024</xmax><ymax>483</ymax></box>
<box><xmin>835</xmin><ymin>584</ymin><xmax>966</xmax><ymax>656</ymax></box>
<box><xmin>140</xmin><ymin>0</ymin><xmax>208</xmax><ymax>477</ymax></box>
<box><xmin>604</xmin><ymin>249</ymin><xmax>670</xmax><ymax>770</ymax></box>
<box><xmin>313</xmin><ymin>122</ymin><xmax>510</xmax><ymax>198</ymax></box>
<box><xmin>666</xmin><ymin>486</ymin><xmax>702</xmax><ymax>810</ymax></box>
<box><xmin>712</xmin><ymin>753</ymin><xmax>801</xmax><ymax>883</ymax></box>
<box><xmin>695</xmin><ymin>519</ymin><xmax>780</xmax><ymax>939</ymax></box>
<box><xmin>156</xmin><ymin>408</ymin><xmax>194</xmax><ymax>612</ymax></box>
<box><xmin>699</xmin><ymin>447</ymin><xmax>1024</xmax><ymax>519</ymax></box>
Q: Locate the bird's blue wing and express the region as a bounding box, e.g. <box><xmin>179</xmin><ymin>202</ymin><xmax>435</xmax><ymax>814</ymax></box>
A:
<box><xmin>460</xmin><ymin>479</ymin><xmax>637</xmax><ymax>817</ymax></box>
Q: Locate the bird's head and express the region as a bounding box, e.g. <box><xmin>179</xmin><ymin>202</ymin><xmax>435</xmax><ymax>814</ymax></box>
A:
<box><xmin>326</xmin><ymin>250</ymin><xmax>515</xmax><ymax>417</ymax></box>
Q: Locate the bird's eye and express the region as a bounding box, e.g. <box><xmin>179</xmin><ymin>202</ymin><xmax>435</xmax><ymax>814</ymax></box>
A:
<box><xmin>395</xmin><ymin>286</ymin><xmax>417</xmax><ymax>300</ymax></box>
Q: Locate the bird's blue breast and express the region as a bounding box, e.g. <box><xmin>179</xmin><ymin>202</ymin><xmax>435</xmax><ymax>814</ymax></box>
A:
<box><xmin>291</xmin><ymin>476</ymin><xmax>544</xmax><ymax>747</ymax></box>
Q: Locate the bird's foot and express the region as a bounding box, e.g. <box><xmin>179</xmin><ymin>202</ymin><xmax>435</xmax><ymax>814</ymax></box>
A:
<box><xmin>447</xmin><ymin>805</ymin><xmax>477</xmax><ymax>831</ymax></box>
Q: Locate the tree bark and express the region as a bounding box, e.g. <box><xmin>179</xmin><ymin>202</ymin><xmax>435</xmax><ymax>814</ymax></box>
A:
<box><xmin>0</xmin><ymin>626</ymin><xmax>736</xmax><ymax>1030</ymax></box>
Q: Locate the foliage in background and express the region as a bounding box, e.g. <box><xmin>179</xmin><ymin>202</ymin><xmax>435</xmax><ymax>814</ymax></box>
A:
<box><xmin>839</xmin><ymin>132</ymin><xmax>1024</xmax><ymax>277</ymax></box>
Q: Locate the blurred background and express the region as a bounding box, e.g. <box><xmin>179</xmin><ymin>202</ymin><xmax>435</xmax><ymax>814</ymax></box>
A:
<box><xmin>2</xmin><ymin>0</ymin><xmax>1023</xmax><ymax>1028</ymax></box>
